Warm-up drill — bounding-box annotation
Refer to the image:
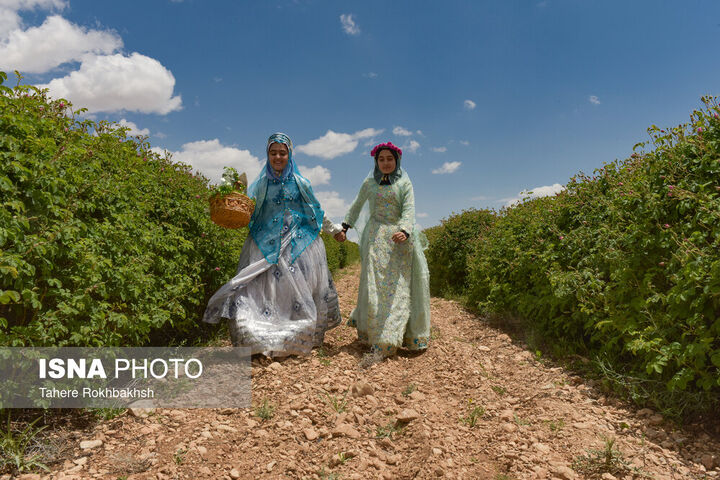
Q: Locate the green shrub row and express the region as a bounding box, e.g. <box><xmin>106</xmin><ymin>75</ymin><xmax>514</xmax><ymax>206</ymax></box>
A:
<box><xmin>0</xmin><ymin>72</ymin><xmax>247</xmax><ymax>347</ymax></box>
<box><xmin>321</xmin><ymin>232</ymin><xmax>360</xmax><ymax>274</ymax></box>
<box><xmin>424</xmin><ymin>208</ymin><xmax>495</xmax><ymax>297</ymax></box>
<box><xmin>427</xmin><ymin>98</ymin><xmax>720</xmax><ymax>415</ymax></box>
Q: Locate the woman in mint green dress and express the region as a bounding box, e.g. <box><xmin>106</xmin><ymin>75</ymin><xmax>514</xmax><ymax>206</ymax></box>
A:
<box><xmin>338</xmin><ymin>141</ymin><xmax>431</xmax><ymax>361</ymax></box>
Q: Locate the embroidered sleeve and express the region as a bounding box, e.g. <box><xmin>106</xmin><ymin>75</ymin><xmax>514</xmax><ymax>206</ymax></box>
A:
<box><xmin>344</xmin><ymin>178</ymin><xmax>371</xmax><ymax>228</ymax></box>
<box><xmin>398</xmin><ymin>180</ymin><xmax>415</xmax><ymax>234</ymax></box>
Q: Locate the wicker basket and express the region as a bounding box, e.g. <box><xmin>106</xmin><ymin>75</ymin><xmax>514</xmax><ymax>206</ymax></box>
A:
<box><xmin>209</xmin><ymin>192</ymin><xmax>254</xmax><ymax>229</ymax></box>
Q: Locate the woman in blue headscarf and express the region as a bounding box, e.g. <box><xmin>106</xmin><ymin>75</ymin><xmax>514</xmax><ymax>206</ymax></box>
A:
<box><xmin>203</xmin><ymin>133</ymin><xmax>345</xmax><ymax>357</ymax></box>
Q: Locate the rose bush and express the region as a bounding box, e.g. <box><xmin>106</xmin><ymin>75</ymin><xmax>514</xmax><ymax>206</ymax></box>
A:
<box><xmin>0</xmin><ymin>72</ymin><xmax>248</xmax><ymax>347</ymax></box>
<box><xmin>424</xmin><ymin>208</ymin><xmax>495</xmax><ymax>297</ymax></box>
<box><xmin>428</xmin><ymin>97</ymin><xmax>720</xmax><ymax>416</ymax></box>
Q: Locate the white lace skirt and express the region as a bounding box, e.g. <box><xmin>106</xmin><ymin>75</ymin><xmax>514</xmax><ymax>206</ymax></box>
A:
<box><xmin>202</xmin><ymin>222</ymin><xmax>341</xmax><ymax>357</ymax></box>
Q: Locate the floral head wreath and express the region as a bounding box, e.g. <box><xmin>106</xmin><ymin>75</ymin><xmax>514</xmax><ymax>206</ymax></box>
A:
<box><xmin>370</xmin><ymin>142</ymin><xmax>402</xmax><ymax>159</ymax></box>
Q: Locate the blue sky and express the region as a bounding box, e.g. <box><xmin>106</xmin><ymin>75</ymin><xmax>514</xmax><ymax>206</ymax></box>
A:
<box><xmin>2</xmin><ymin>0</ymin><xmax>720</xmax><ymax>229</ymax></box>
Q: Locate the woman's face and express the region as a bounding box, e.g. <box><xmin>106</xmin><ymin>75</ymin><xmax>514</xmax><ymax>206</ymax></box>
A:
<box><xmin>376</xmin><ymin>149</ymin><xmax>397</xmax><ymax>174</ymax></box>
<box><xmin>268</xmin><ymin>143</ymin><xmax>289</xmax><ymax>173</ymax></box>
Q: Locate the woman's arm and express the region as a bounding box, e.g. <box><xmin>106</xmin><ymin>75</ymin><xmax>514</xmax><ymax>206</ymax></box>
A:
<box><xmin>344</xmin><ymin>178</ymin><xmax>371</xmax><ymax>228</ymax></box>
<box><xmin>398</xmin><ymin>180</ymin><xmax>415</xmax><ymax>236</ymax></box>
<box><xmin>321</xmin><ymin>216</ymin><xmax>342</xmax><ymax>235</ymax></box>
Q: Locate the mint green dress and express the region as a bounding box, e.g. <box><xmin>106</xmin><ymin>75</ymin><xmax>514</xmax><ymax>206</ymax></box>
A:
<box><xmin>344</xmin><ymin>173</ymin><xmax>431</xmax><ymax>354</ymax></box>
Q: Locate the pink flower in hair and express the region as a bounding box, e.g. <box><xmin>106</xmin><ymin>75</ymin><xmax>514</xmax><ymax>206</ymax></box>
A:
<box><xmin>370</xmin><ymin>142</ymin><xmax>402</xmax><ymax>157</ymax></box>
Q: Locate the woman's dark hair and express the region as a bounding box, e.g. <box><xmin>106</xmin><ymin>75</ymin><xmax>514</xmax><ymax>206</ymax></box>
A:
<box><xmin>374</xmin><ymin>147</ymin><xmax>399</xmax><ymax>161</ymax></box>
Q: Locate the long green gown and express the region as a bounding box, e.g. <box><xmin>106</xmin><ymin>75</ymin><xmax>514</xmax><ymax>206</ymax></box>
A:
<box><xmin>344</xmin><ymin>173</ymin><xmax>431</xmax><ymax>354</ymax></box>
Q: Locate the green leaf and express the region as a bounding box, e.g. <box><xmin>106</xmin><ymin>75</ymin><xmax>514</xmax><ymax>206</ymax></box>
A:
<box><xmin>0</xmin><ymin>290</ymin><xmax>21</xmax><ymax>304</ymax></box>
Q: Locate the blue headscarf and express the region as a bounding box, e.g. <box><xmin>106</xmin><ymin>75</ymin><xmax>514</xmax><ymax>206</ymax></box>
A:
<box><xmin>264</xmin><ymin>132</ymin><xmax>294</xmax><ymax>181</ymax></box>
<box><xmin>248</xmin><ymin>133</ymin><xmax>325</xmax><ymax>264</ymax></box>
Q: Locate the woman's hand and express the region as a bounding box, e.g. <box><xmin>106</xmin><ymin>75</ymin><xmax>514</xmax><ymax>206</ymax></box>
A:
<box><xmin>391</xmin><ymin>231</ymin><xmax>408</xmax><ymax>244</ymax></box>
<box><xmin>334</xmin><ymin>231</ymin><xmax>346</xmax><ymax>242</ymax></box>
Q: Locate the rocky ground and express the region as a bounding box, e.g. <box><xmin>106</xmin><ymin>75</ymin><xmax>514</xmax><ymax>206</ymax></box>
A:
<box><xmin>5</xmin><ymin>264</ymin><xmax>720</xmax><ymax>480</ymax></box>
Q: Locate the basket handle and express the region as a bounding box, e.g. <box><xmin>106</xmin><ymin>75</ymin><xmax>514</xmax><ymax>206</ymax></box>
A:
<box><xmin>234</xmin><ymin>172</ymin><xmax>248</xmax><ymax>188</ymax></box>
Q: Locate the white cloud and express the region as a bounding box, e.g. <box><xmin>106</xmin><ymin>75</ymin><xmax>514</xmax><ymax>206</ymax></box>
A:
<box><xmin>404</xmin><ymin>140</ymin><xmax>420</xmax><ymax>153</ymax></box>
<box><xmin>363</xmin><ymin>72</ymin><xmax>378</xmax><ymax>79</ymax></box>
<box><xmin>432</xmin><ymin>146</ymin><xmax>447</xmax><ymax>153</ymax></box>
<box><xmin>460</xmin><ymin>140</ymin><xmax>470</xmax><ymax>146</ymax></box>
<box><xmin>0</xmin><ymin>15</ymin><xmax>121</xmax><ymax>73</ymax></box>
<box><xmin>40</xmin><ymin>53</ymin><xmax>182</xmax><ymax>114</ymax></box>
<box><xmin>416</xmin><ymin>212</ymin><xmax>429</xmax><ymax>218</ymax></box>
<box><xmin>298</xmin><ymin>165</ymin><xmax>331</xmax><ymax>186</ymax></box>
<box><xmin>393</xmin><ymin>126</ymin><xmax>413</xmax><ymax>136</ymax></box>
<box><xmin>502</xmin><ymin>183</ymin><xmax>565</xmax><ymax>207</ymax></box>
<box><xmin>154</xmin><ymin>132</ymin><xmax>167</xmax><ymax>139</ymax></box>
<box><xmin>0</xmin><ymin>0</ymin><xmax>66</xmax><ymax>37</ymax></box>
<box><xmin>296</xmin><ymin>128</ymin><xmax>383</xmax><ymax>160</ymax></box>
<box><xmin>0</xmin><ymin>11</ymin><xmax>21</xmax><ymax>35</ymax></box>
<box><xmin>522</xmin><ymin>183</ymin><xmax>566</xmax><ymax>198</ymax></box>
<box><xmin>149</xmin><ymin>146</ymin><xmax>166</xmax><ymax>157</ymax></box>
<box><xmin>464</xmin><ymin>99</ymin><xmax>477</xmax><ymax>110</ymax></box>
<box><xmin>340</xmin><ymin>14</ymin><xmax>360</xmax><ymax>35</ymax></box>
<box><xmin>354</xmin><ymin>127</ymin><xmax>382</xmax><ymax>138</ymax></box>
<box><xmin>117</xmin><ymin>118</ymin><xmax>149</xmax><ymax>136</ymax></box>
<box><xmin>416</xmin><ymin>130</ymin><xmax>424</xmax><ymax>136</ymax></box>
<box><xmin>0</xmin><ymin>1</ymin><xmax>181</xmax><ymax>116</ymax></box>
<box><xmin>315</xmin><ymin>191</ymin><xmax>349</xmax><ymax>219</ymax></box>
<box><xmin>589</xmin><ymin>95</ymin><xmax>601</xmax><ymax>105</ymax></box>
<box><xmin>432</xmin><ymin>161</ymin><xmax>461</xmax><ymax>174</ymax></box>
<box><xmin>161</xmin><ymin>139</ymin><xmax>263</xmax><ymax>185</ymax></box>
<box><xmin>0</xmin><ymin>1</ymin><xmax>66</xmax><ymax>14</ymax></box>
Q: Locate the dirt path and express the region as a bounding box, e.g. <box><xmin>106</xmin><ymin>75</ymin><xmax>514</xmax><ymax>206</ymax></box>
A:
<box><xmin>24</xmin><ymin>264</ymin><xmax>720</xmax><ymax>480</ymax></box>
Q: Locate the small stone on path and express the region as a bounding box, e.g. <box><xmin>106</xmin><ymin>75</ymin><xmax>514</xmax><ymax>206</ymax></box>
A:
<box><xmin>128</xmin><ymin>407</ymin><xmax>154</xmax><ymax>417</ymax></box>
<box><xmin>80</xmin><ymin>439</ymin><xmax>102</xmax><ymax>450</ymax></box>
<box><xmin>408</xmin><ymin>391</ymin><xmax>425</xmax><ymax>400</ymax></box>
<box><xmin>332</xmin><ymin>423</ymin><xmax>361</xmax><ymax>439</ymax></box>
<box><xmin>267</xmin><ymin>361</ymin><xmax>283</xmax><ymax>372</ymax></box>
<box><xmin>701</xmin><ymin>454</ymin><xmax>717</xmax><ymax>470</ymax></box>
<box><xmin>532</xmin><ymin>442</ymin><xmax>550</xmax><ymax>454</ymax></box>
<box><xmin>648</xmin><ymin>414</ymin><xmax>664</xmax><ymax>425</ymax></box>
<box><xmin>396</xmin><ymin>408</ymin><xmax>420</xmax><ymax>423</ymax></box>
<box><xmin>351</xmin><ymin>381</ymin><xmax>374</xmax><ymax>397</ymax></box>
